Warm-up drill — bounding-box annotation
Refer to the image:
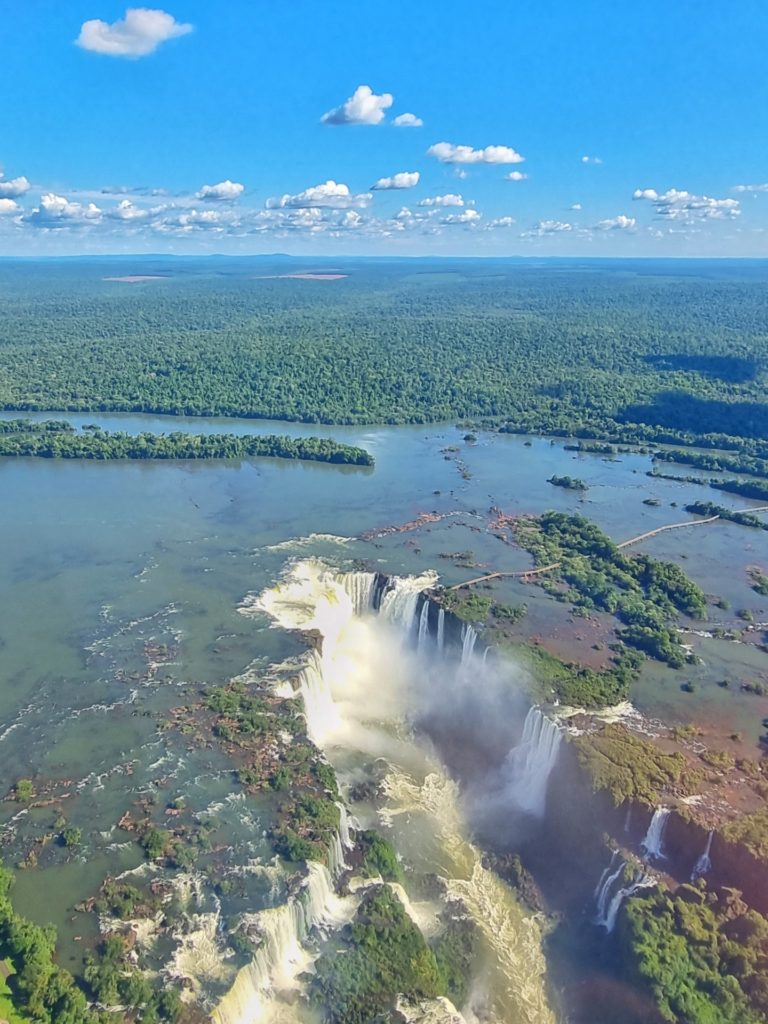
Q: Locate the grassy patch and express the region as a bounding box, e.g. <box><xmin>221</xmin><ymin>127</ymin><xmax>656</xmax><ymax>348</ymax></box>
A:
<box><xmin>573</xmin><ymin>723</ymin><xmax>705</xmax><ymax>806</ymax></box>
<box><xmin>722</xmin><ymin>808</ymin><xmax>768</xmax><ymax>860</ymax></box>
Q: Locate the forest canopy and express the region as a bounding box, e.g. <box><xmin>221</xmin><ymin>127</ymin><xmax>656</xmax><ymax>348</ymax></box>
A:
<box><xmin>0</xmin><ymin>259</ymin><xmax>766</xmax><ymax>447</ymax></box>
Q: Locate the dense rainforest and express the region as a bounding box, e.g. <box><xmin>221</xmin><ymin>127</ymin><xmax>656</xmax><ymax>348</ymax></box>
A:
<box><xmin>0</xmin><ymin>258</ymin><xmax>766</xmax><ymax>448</ymax></box>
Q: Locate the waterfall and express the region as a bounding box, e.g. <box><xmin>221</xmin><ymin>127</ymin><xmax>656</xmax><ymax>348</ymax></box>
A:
<box><xmin>212</xmin><ymin>861</ymin><xmax>355</xmax><ymax>1024</ymax></box>
<box><xmin>297</xmin><ymin>651</ymin><xmax>340</xmax><ymax>746</ymax></box>
<box><xmin>502</xmin><ymin>707</ymin><xmax>562</xmax><ymax>818</ymax></box>
<box><xmin>691</xmin><ymin>830</ymin><xmax>714</xmax><ymax>881</ymax></box>
<box><xmin>380</xmin><ymin>577</ymin><xmax>428</xmax><ymax>631</ymax></box>
<box><xmin>246</xmin><ymin>559</ymin><xmax>556</xmax><ymax>1024</ymax></box>
<box><xmin>460</xmin><ymin>624</ymin><xmax>477</xmax><ymax>667</ymax></box>
<box><xmin>596</xmin><ymin>870</ymin><xmax>655</xmax><ymax>932</ymax></box>
<box><xmin>328</xmin><ymin>830</ymin><xmax>347</xmax><ymax>877</ymax></box>
<box><xmin>482</xmin><ymin>646</ymin><xmax>490</xmax><ymax>666</ymax></box>
<box><xmin>594</xmin><ymin>855</ymin><xmax>625</xmax><ymax>924</ymax></box>
<box><xmin>336</xmin><ymin>571</ymin><xmax>376</xmax><ymax>615</ymax></box>
<box><xmin>623</xmin><ymin>804</ymin><xmax>632</xmax><ymax>833</ymax></box>
<box><xmin>337</xmin><ymin>802</ymin><xmax>355</xmax><ymax>850</ymax></box>
<box><xmin>418</xmin><ymin>599</ymin><xmax>431</xmax><ymax>652</ymax></box>
<box><xmin>641</xmin><ymin>807</ymin><xmax>670</xmax><ymax>860</ymax></box>
<box><xmin>594</xmin><ymin>850</ymin><xmax>620</xmax><ymax>902</ymax></box>
<box><xmin>436</xmin><ymin>608</ymin><xmax>445</xmax><ymax>654</ymax></box>
<box><xmin>371</xmin><ymin>573</ymin><xmax>389</xmax><ymax>611</ymax></box>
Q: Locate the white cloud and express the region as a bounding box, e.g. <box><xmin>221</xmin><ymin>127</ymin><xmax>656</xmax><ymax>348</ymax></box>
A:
<box><xmin>393</xmin><ymin>112</ymin><xmax>423</xmax><ymax>128</ymax></box>
<box><xmin>570</xmin><ymin>203</ymin><xmax>582</xmax><ymax>211</ymax></box>
<box><xmin>196</xmin><ymin>180</ymin><xmax>245</xmax><ymax>202</ymax></box>
<box><xmin>108</xmin><ymin>198</ymin><xmax>149</xmax><ymax>221</ymax></box>
<box><xmin>371</xmin><ymin>171</ymin><xmax>420</xmax><ymax>191</ymax></box>
<box><xmin>267</xmin><ymin>180</ymin><xmax>372</xmax><ymax>210</ymax></box>
<box><xmin>442</xmin><ymin>209</ymin><xmax>481</xmax><ymax>225</ymax></box>
<box><xmin>0</xmin><ymin>175</ymin><xmax>31</xmax><ymax>198</ymax></box>
<box><xmin>321</xmin><ymin>85</ymin><xmax>393</xmax><ymax>126</ymax></box>
<box><xmin>523</xmin><ymin>219</ymin><xmax>573</xmax><ymax>237</ymax></box>
<box><xmin>0</xmin><ymin>199</ymin><xmax>20</xmax><ymax>215</ymax></box>
<box><xmin>418</xmin><ymin>193</ymin><xmax>464</xmax><ymax>207</ymax></box>
<box><xmin>733</xmin><ymin>183</ymin><xmax>768</xmax><ymax>193</ymax></box>
<box><xmin>487</xmin><ymin>216</ymin><xmax>516</xmax><ymax>228</ymax></box>
<box><xmin>633</xmin><ymin>187</ymin><xmax>740</xmax><ymax>221</ymax></box>
<box><xmin>152</xmin><ymin>206</ymin><xmax>239</xmax><ymax>234</ymax></box>
<box><xmin>595</xmin><ymin>214</ymin><xmax>636</xmax><ymax>231</ymax></box>
<box><xmin>505</xmin><ymin>171</ymin><xmax>527</xmax><ymax>182</ymax></box>
<box><xmin>427</xmin><ymin>142</ymin><xmax>525</xmax><ymax>165</ymax></box>
<box><xmin>581</xmin><ymin>155</ymin><xmax>603</xmax><ymax>165</ymax></box>
<box><xmin>23</xmin><ymin>193</ymin><xmax>103</xmax><ymax>227</ymax></box>
<box><xmin>76</xmin><ymin>7</ymin><xmax>193</xmax><ymax>58</ymax></box>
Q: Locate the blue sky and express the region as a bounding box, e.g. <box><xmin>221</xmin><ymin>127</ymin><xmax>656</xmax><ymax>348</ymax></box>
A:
<box><xmin>1</xmin><ymin>0</ymin><xmax>766</xmax><ymax>256</ymax></box>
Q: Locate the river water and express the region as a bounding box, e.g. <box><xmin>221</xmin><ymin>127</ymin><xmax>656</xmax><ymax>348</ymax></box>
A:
<box><xmin>1</xmin><ymin>411</ymin><xmax>767</xmax><ymax>1012</ymax></box>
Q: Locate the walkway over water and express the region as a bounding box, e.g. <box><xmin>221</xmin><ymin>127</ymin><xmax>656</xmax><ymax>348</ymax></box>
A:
<box><xmin>450</xmin><ymin>506</ymin><xmax>768</xmax><ymax>590</ymax></box>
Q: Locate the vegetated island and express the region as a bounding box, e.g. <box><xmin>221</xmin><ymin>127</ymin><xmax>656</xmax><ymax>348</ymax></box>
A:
<box><xmin>0</xmin><ymin>420</ymin><xmax>373</xmax><ymax>466</ymax></box>
<box><xmin>547</xmin><ymin>474</ymin><xmax>588</xmax><ymax>491</ymax></box>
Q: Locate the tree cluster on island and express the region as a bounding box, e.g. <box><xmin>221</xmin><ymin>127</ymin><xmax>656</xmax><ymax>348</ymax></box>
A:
<box><xmin>0</xmin><ymin>421</ymin><xmax>374</xmax><ymax>466</ymax></box>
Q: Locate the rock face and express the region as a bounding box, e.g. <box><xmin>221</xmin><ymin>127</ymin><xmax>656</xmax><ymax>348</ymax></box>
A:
<box><xmin>520</xmin><ymin>739</ymin><xmax>768</xmax><ymax>916</ymax></box>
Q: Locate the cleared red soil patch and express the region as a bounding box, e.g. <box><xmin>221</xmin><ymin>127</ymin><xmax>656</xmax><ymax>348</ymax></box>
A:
<box><xmin>254</xmin><ymin>273</ymin><xmax>349</xmax><ymax>281</ymax></box>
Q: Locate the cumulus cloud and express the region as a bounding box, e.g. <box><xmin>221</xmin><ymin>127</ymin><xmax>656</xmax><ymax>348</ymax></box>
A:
<box><xmin>267</xmin><ymin>180</ymin><xmax>372</xmax><ymax>210</ymax></box>
<box><xmin>427</xmin><ymin>142</ymin><xmax>525</xmax><ymax>165</ymax></box>
<box><xmin>76</xmin><ymin>7</ymin><xmax>193</xmax><ymax>57</ymax></box>
<box><xmin>633</xmin><ymin>187</ymin><xmax>740</xmax><ymax>221</ymax></box>
<box><xmin>321</xmin><ymin>85</ymin><xmax>393</xmax><ymax>126</ymax></box>
<box><xmin>108</xmin><ymin>199</ymin><xmax>149</xmax><ymax>221</ymax></box>
<box><xmin>595</xmin><ymin>214</ymin><xmax>636</xmax><ymax>231</ymax></box>
<box><xmin>393</xmin><ymin>112</ymin><xmax>423</xmax><ymax>127</ymax></box>
<box><xmin>581</xmin><ymin>155</ymin><xmax>603</xmax><ymax>165</ymax></box>
<box><xmin>0</xmin><ymin>199</ymin><xmax>21</xmax><ymax>215</ymax></box>
<box><xmin>570</xmin><ymin>203</ymin><xmax>582</xmax><ymax>211</ymax></box>
<box><xmin>442</xmin><ymin>208</ymin><xmax>481</xmax><ymax>225</ymax></box>
<box><xmin>522</xmin><ymin>219</ymin><xmax>573</xmax><ymax>237</ymax></box>
<box><xmin>487</xmin><ymin>216</ymin><xmax>516</xmax><ymax>228</ymax></box>
<box><xmin>0</xmin><ymin>175</ymin><xmax>31</xmax><ymax>198</ymax></box>
<box><xmin>418</xmin><ymin>193</ymin><xmax>464</xmax><ymax>207</ymax></box>
<box><xmin>196</xmin><ymin>180</ymin><xmax>245</xmax><ymax>202</ymax></box>
<box><xmin>505</xmin><ymin>171</ymin><xmax>527</xmax><ymax>181</ymax></box>
<box><xmin>22</xmin><ymin>193</ymin><xmax>103</xmax><ymax>228</ymax></box>
<box><xmin>153</xmin><ymin>207</ymin><xmax>236</xmax><ymax>233</ymax></box>
<box><xmin>371</xmin><ymin>171</ymin><xmax>420</xmax><ymax>190</ymax></box>
<box><xmin>733</xmin><ymin>183</ymin><xmax>768</xmax><ymax>193</ymax></box>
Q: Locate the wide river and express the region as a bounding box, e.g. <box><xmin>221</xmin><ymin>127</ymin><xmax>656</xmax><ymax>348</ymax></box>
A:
<box><xmin>1</xmin><ymin>411</ymin><xmax>766</xmax><ymax>1016</ymax></box>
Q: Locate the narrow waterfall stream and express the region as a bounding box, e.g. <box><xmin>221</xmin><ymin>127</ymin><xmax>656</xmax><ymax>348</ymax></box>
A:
<box><xmin>641</xmin><ymin>807</ymin><xmax>671</xmax><ymax>861</ymax></box>
<box><xmin>691</xmin><ymin>830</ymin><xmax>714</xmax><ymax>880</ymax></box>
<box><xmin>502</xmin><ymin>707</ymin><xmax>563</xmax><ymax>819</ymax></box>
<box><xmin>217</xmin><ymin>560</ymin><xmax>556</xmax><ymax>1024</ymax></box>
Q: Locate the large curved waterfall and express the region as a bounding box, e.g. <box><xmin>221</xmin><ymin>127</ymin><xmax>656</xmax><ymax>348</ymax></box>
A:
<box><xmin>223</xmin><ymin>559</ymin><xmax>556</xmax><ymax>1024</ymax></box>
